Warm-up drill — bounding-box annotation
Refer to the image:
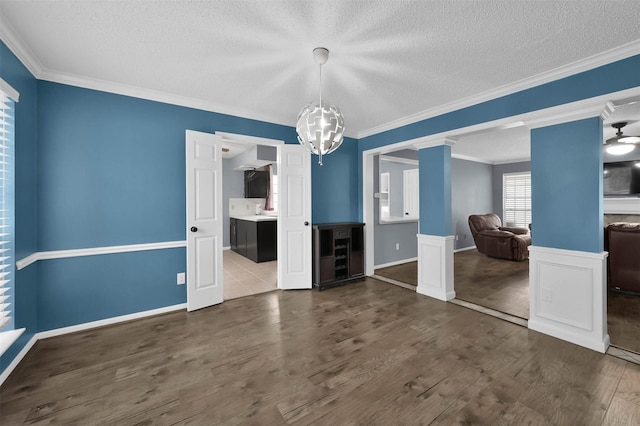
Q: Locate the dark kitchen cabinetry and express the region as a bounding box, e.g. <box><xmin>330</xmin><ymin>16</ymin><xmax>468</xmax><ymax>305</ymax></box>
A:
<box><xmin>312</xmin><ymin>223</ymin><xmax>365</xmax><ymax>290</ymax></box>
<box><xmin>230</xmin><ymin>218</ymin><xmax>277</xmax><ymax>263</ymax></box>
<box><xmin>244</xmin><ymin>171</ymin><xmax>270</xmax><ymax>198</ymax></box>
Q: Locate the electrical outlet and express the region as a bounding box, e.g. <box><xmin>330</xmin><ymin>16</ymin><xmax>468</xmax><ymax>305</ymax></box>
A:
<box><xmin>177</xmin><ymin>272</ymin><xmax>185</xmax><ymax>285</ymax></box>
<box><xmin>395</xmin><ymin>243</ymin><xmax>400</xmax><ymax>250</ymax></box>
<box><xmin>455</xmin><ymin>235</ymin><xmax>459</xmax><ymax>241</ymax></box>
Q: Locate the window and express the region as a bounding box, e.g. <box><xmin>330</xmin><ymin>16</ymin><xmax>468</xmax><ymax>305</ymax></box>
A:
<box><xmin>503</xmin><ymin>172</ymin><xmax>531</xmax><ymax>228</ymax></box>
<box><xmin>0</xmin><ymin>83</ymin><xmax>15</xmax><ymax>332</ymax></box>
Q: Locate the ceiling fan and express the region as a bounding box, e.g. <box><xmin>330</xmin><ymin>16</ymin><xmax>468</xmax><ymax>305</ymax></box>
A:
<box><xmin>604</xmin><ymin>122</ymin><xmax>640</xmax><ymax>155</ymax></box>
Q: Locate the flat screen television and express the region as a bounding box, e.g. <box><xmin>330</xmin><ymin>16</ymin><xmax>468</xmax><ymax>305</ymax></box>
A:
<box><xmin>603</xmin><ymin>161</ymin><xmax>640</xmax><ymax>197</ymax></box>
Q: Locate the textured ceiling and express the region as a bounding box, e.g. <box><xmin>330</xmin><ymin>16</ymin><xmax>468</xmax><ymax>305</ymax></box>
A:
<box><xmin>1</xmin><ymin>0</ymin><xmax>640</xmax><ymax>160</ymax></box>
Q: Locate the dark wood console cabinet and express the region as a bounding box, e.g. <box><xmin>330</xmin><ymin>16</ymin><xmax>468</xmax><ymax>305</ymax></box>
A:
<box><xmin>312</xmin><ymin>222</ymin><xmax>365</xmax><ymax>290</ymax></box>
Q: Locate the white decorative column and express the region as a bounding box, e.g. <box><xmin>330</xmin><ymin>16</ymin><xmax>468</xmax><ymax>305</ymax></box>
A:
<box><xmin>528</xmin><ymin>246</ymin><xmax>609</xmax><ymax>353</ymax></box>
<box><xmin>416</xmin><ymin>234</ymin><xmax>455</xmax><ymax>301</ymax></box>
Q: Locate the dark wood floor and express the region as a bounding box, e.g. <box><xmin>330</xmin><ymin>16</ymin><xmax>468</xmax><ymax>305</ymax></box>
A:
<box><xmin>375</xmin><ymin>250</ymin><xmax>529</xmax><ymax>319</ymax></box>
<box><xmin>608</xmin><ymin>290</ymin><xmax>640</xmax><ymax>354</ymax></box>
<box><xmin>375</xmin><ymin>261</ymin><xmax>418</xmax><ymax>287</ymax></box>
<box><xmin>453</xmin><ymin>250</ymin><xmax>529</xmax><ymax>319</ymax></box>
<box><xmin>377</xmin><ymin>251</ymin><xmax>640</xmax><ymax>354</ymax></box>
<box><xmin>2</xmin><ymin>279</ymin><xmax>640</xmax><ymax>424</ymax></box>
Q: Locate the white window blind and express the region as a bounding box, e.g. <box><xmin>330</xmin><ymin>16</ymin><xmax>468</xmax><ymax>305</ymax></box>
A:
<box><xmin>0</xmin><ymin>92</ymin><xmax>14</xmax><ymax>331</ymax></box>
<box><xmin>503</xmin><ymin>173</ymin><xmax>531</xmax><ymax>228</ymax></box>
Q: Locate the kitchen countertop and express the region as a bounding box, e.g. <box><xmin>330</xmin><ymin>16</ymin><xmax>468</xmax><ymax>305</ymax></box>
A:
<box><xmin>231</xmin><ymin>214</ymin><xmax>277</xmax><ymax>222</ymax></box>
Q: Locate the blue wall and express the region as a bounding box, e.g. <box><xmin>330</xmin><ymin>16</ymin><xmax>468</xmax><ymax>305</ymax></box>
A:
<box><xmin>531</xmin><ymin>118</ymin><xmax>604</xmax><ymax>252</ymax></box>
<box><xmin>419</xmin><ymin>145</ymin><xmax>452</xmax><ymax>236</ymax></box>
<box><xmin>311</xmin><ymin>136</ymin><xmax>359</xmax><ymax>223</ymax></box>
<box><xmin>36</xmin><ymin>81</ymin><xmax>300</xmax><ymax>250</ymax></box>
<box><xmin>34</xmin><ymin>81</ymin><xmax>359</xmax><ymax>332</ymax></box>
<box><xmin>37</xmin><ymin>248</ymin><xmax>186</xmax><ymax>330</ymax></box>
<box><xmin>0</xmin><ymin>41</ymin><xmax>39</xmax><ymax>372</ymax></box>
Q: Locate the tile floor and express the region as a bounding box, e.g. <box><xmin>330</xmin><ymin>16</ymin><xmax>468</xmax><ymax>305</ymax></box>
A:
<box><xmin>223</xmin><ymin>249</ymin><xmax>277</xmax><ymax>300</ymax></box>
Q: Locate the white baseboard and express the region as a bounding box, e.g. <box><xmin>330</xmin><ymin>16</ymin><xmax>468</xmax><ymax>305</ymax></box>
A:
<box><xmin>529</xmin><ymin>318</ymin><xmax>611</xmax><ymax>353</ymax></box>
<box><xmin>0</xmin><ymin>334</ymin><xmax>37</xmax><ymax>387</ymax></box>
<box><xmin>0</xmin><ymin>303</ymin><xmax>187</xmax><ymax>387</ymax></box>
<box><xmin>37</xmin><ymin>303</ymin><xmax>187</xmax><ymax>339</ymax></box>
<box><xmin>374</xmin><ymin>257</ymin><xmax>418</xmax><ymax>270</ymax></box>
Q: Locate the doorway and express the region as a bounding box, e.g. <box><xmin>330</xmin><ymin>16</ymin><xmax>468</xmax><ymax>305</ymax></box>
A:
<box><xmin>366</xmin><ymin>125</ymin><xmax>533</xmax><ymax>321</ymax></box>
<box><xmin>371</xmin><ymin>151</ymin><xmax>420</xmax><ymax>289</ymax></box>
<box><xmin>220</xmin><ymin>133</ymin><xmax>280</xmax><ymax>300</ymax></box>
<box><xmin>186</xmin><ymin>131</ymin><xmax>313</xmax><ymax>311</ymax></box>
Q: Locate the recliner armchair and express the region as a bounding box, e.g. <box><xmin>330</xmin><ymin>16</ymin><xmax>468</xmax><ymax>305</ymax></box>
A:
<box><xmin>468</xmin><ymin>214</ymin><xmax>531</xmax><ymax>261</ymax></box>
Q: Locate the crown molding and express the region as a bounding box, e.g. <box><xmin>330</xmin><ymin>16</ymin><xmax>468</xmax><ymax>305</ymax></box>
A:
<box><xmin>35</xmin><ymin>69</ymin><xmax>355</xmax><ymax>139</ymax></box>
<box><xmin>492</xmin><ymin>157</ymin><xmax>531</xmax><ymax>166</ymax></box>
<box><xmin>379</xmin><ymin>154</ymin><xmax>418</xmax><ymax>165</ymax></box>
<box><xmin>357</xmin><ymin>40</ymin><xmax>640</xmax><ymax>139</ymax></box>
<box><xmin>0</xmin><ymin>15</ymin><xmax>44</xmax><ymax>78</ymax></box>
<box><xmin>39</xmin><ymin>68</ymin><xmax>299</xmax><ymax>127</ymax></box>
<box><xmin>413</xmin><ymin>136</ymin><xmax>457</xmax><ymax>150</ymax></box>
<box><xmin>451</xmin><ymin>153</ymin><xmax>494</xmax><ymax>165</ymax></box>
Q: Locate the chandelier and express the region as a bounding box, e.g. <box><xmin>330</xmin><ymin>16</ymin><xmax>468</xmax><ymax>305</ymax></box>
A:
<box><xmin>296</xmin><ymin>47</ymin><xmax>345</xmax><ymax>165</ymax></box>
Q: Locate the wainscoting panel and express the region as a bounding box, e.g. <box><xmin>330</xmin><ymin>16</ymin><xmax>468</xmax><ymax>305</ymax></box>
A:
<box><xmin>528</xmin><ymin>245</ymin><xmax>609</xmax><ymax>353</ymax></box>
<box><xmin>416</xmin><ymin>234</ymin><xmax>455</xmax><ymax>301</ymax></box>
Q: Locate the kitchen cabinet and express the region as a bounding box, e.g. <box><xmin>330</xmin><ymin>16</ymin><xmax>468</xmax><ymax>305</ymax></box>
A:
<box><xmin>312</xmin><ymin>223</ymin><xmax>365</xmax><ymax>290</ymax></box>
<box><xmin>244</xmin><ymin>170</ymin><xmax>270</xmax><ymax>198</ymax></box>
<box><xmin>230</xmin><ymin>218</ymin><xmax>277</xmax><ymax>263</ymax></box>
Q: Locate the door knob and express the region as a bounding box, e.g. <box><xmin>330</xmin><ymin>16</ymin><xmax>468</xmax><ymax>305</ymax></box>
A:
<box><xmin>190</xmin><ymin>226</ymin><xmax>198</xmax><ymax>232</ymax></box>
<box><xmin>304</xmin><ymin>221</ymin><xmax>309</xmax><ymax>226</ymax></box>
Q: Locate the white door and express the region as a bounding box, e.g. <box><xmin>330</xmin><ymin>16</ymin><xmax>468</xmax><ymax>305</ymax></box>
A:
<box><xmin>278</xmin><ymin>145</ymin><xmax>312</xmax><ymax>289</ymax></box>
<box><xmin>403</xmin><ymin>168</ymin><xmax>419</xmax><ymax>220</ymax></box>
<box><xmin>186</xmin><ymin>130</ymin><xmax>223</xmax><ymax>311</ymax></box>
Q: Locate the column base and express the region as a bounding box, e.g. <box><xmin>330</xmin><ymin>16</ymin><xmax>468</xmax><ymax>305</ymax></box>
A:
<box><xmin>416</xmin><ymin>234</ymin><xmax>455</xmax><ymax>301</ymax></box>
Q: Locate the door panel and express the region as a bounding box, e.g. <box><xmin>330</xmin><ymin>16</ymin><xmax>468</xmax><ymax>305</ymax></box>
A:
<box><xmin>186</xmin><ymin>130</ymin><xmax>223</xmax><ymax>311</ymax></box>
<box><xmin>278</xmin><ymin>145</ymin><xmax>312</xmax><ymax>289</ymax></box>
<box><xmin>403</xmin><ymin>168</ymin><xmax>419</xmax><ymax>219</ymax></box>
